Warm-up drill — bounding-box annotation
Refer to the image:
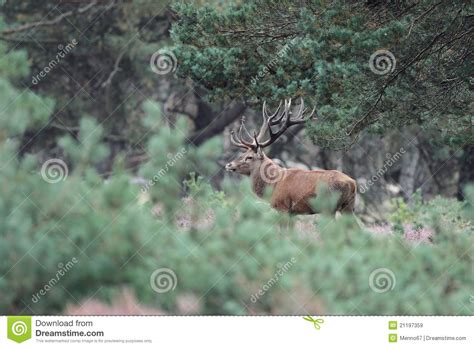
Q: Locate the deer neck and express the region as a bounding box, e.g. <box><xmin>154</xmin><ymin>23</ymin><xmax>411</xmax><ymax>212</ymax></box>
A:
<box><xmin>251</xmin><ymin>159</ymin><xmax>283</xmax><ymax>198</ymax></box>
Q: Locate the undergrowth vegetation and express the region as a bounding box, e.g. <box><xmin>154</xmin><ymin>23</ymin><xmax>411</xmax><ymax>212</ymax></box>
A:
<box><xmin>1</xmin><ymin>72</ymin><xmax>472</xmax><ymax>314</ymax></box>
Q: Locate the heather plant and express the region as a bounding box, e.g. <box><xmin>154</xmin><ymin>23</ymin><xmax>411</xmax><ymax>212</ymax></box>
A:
<box><xmin>389</xmin><ymin>190</ymin><xmax>472</xmax><ymax>238</ymax></box>
<box><xmin>135</xmin><ymin>152</ymin><xmax>473</xmax><ymax>315</ymax></box>
<box><xmin>135</xmin><ymin>182</ymin><xmax>473</xmax><ymax>314</ymax></box>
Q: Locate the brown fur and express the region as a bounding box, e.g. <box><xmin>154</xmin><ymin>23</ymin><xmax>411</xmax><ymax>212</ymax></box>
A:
<box><xmin>226</xmin><ymin>149</ymin><xmax>356</xmax><ymax>215</ymax></box>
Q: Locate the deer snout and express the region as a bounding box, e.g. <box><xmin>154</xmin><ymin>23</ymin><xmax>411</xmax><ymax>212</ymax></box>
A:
<box><xmin>225</xmin><ymin>162</ymin><xmax>236</xmax><ymax>172</ymax></box>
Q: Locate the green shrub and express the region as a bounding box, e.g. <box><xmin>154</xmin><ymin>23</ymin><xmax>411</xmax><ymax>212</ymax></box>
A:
<box><xmin>1</xmin><ymin>40</ymin><xmax>472</xmax><ymax>316</ymax></box>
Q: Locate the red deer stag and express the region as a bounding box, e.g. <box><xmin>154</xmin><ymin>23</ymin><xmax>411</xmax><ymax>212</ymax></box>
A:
<box><xmin>225</xmin><ymin>99</ymin><xmax>356</xmax><ymax>215</ymax></box>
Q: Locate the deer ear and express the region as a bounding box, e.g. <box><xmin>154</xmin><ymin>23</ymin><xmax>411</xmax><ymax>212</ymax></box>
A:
<box><xmin>256</xmin><ymin>146</ymin><xmax>264</xmax><ymax>159</ymax></box>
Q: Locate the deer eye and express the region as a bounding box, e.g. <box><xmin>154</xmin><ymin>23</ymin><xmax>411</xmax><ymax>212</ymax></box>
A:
<box><xmin>245</xmin><ymin>156</ymin><xmax>253</xmax><ymax>161</ymax></box>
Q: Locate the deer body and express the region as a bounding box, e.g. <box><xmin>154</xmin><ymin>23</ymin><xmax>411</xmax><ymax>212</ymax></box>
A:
<box><xmin>230</xmin><ymin>153</ymin><xmax>356</xmax><ymax>214</ymax></box>
<box><xmin>270</xmin><ymin>169</ymin><xmax>355</xmax><ymax>214</ymax></box>
<box><xmin>225</xmin><ymin>98</ymin><xmax>357</xmax><ymax>215</ymax></box>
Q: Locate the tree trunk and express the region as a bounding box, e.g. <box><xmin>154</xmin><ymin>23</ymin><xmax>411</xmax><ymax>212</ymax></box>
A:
<box><xmin>399</xmin><ymin>137</ymin><xmax>420</xmax><ymax>200</ymax></box>
<box><xmin>165</xmin><ymin>89</ymin><xmax>246</xmax><ymax>146</ymax></box>
<box><xmin>457</xmin><ymin>144</ymin><xmax>474</xmax><ymax>200</ymax></box>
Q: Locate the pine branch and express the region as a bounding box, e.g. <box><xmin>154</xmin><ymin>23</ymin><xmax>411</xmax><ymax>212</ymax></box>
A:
<box><xmin>1</xmin><ymin>1</ymin><xmax>99</xmax><ymax>35</ymax></box>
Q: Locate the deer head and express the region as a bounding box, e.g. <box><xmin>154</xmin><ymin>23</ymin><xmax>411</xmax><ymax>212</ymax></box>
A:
<box><xmin>225</xmin><ymin>98</ymin><xmax>317</xmax><ymax>176</ymax></box>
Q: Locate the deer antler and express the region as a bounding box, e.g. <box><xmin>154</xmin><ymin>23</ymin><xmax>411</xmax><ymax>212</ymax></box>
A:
<box><xmin>257</xmin><ymin>98</ymin><xmax>317</xmax><ymax>147</ymax></box>
<box><xmin>229</xmin><ymin>98</ymin><xmax>316</xmax><ymax>150</ymax></box>
<box><xmin>230</xmin><ymin>116</ymin><xmax>255</xmax><ymax>149</ymax></box>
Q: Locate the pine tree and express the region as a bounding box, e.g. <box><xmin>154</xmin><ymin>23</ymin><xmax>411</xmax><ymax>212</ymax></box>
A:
<box><xmin>171</xmin><ymin>0</ymin><xmax>472</xmax><ymax>148</ymax></box>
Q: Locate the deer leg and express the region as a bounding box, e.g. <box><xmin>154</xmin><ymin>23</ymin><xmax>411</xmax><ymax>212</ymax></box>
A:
<box><xmin>335</xmin><ymin>182</ymin><xmax>356</xmax><ymax>214</ymax></box>
<box><xmin>339</xmin><ymin>195</ymin><xmax>355</xmax><ymax>214</ymax></box>
<box><xmin>272</xmin><ymin>197</ymin><xmax>292</xmax><ymax>213</ymax></box>
<box><xmin>276</xmin><ymin>210</ymin><xmax>294</xmax><ymax>237</ymax></box>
